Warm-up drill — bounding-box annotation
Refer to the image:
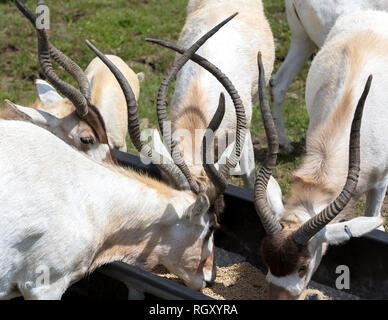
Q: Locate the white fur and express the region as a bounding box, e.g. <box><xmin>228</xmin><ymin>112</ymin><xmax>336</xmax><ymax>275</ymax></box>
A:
<box><xmin>266</xmin><ymin>10</ymin><xmax>388</xmax><ymax>298</ymax></box>
<box><xmin>35</xmin><ymin>79</ymin><xmax>62</xmax><ymax>107</ymax></box>
<box><xmin>85</xmin><ymin>55</ymin><xmax>140</xmax><ymax>152</ymax></box>
<box><xmin>153</xmin><ymin>128</ymin><xmax>285</xmax><ymax>216</ymax></box>
<box><xmin>323</xmin><ymin>217</ymin><xmax>384</xmax><ymax>245</ymax></box>
<box><xmin>270</xmin><ymin>0</ymin><xmax>388</xmax><ymax>152</ymax></box>
<box><xmin>0</xmin><ymin>120</ymin><xmax>215</xmax><ymax>299</ymax></box>
<box><xmin>170</xmin><ymin>0</ymin><xmax>275</xmax><ymax>190</ymax></box>
<box><xmin>267</xmin><ymin>271</ymin><xmax>305</xmax><ymax>297</ymax></box>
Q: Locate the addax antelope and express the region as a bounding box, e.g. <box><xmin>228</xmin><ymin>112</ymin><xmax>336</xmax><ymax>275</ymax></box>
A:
<box><xmin>0</xmin><ymin>15</ymin><xmax>246</xmax><ymax>300</ymax></box>
<box><xmin>255</xmin><ymin>10</ymin><xmax>388</xmax><ymax>299</ymax></box>
<box><xmin>270</xmin><ymin>0</ymin><xmax>388</xmax><ymax>152</ymax></box>
<box><xmin>6</xmin><ymin>0</ymin><xmax>142</xmax><ymax>161</ymax></box>
<box><xmin>146</xmin><ymin>0</ymin><xmax>280</xmax><ymax>196</ymax></box>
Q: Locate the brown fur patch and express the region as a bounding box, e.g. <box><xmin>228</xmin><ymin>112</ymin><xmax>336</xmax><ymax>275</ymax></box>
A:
<box><xmin>0</xmin><ymin>108</ymin><xmax>21</xmax><ymax>120</ymax></box>
<box><xmin>30</xmin><ymin>98</ymin><xmax>42</xmax><ymax>110</ymax></box>
<box><xmin>173</xmin><ymin>79</ymin><xmax>209</xmax><ymax>134</ymax></box>
<box><xmin>173</xmin><ymin>79</ymin><xmax>209</xmax><ymax>176</ymax></box>
<box><xmin>283</xmin><ymin>178</ymin><xmax>337</xmax><ymax>227</ymax></box>
<box><xmin>260</xmin><ymin>231</ymin><xmax>310</xmax><ymax>277</ymax></box>
<box><xmin>107</xmin><ymin>164</ymin><xmax>177</xmax><ymax>199</ymax></box>
<box><xmin>38</xmin><ymin>99</ymin><xmax>76</xmax><ymax>118</ymax></box>
<box><xmin>209</xmin><ymin>194</ymin><xmax>225</xmax><ymax>227</ymax></box>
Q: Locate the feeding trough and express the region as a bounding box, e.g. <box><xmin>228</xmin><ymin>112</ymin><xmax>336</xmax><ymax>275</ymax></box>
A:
<box><xmin>64</xmin><ymin>150</ymin><xmax>388</xmax><ymax>300</ymax></box>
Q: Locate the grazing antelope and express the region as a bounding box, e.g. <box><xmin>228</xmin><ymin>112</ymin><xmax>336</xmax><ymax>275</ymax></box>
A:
<box><xmin>146</xmin><ymin>0</ymin><xmax>279</xmax><ymax>194</ymax></box>
<box><xmin>254</xmin><ymin>9</ymin><xmax>388</xmax><ymax>299</ymax></box>
<box><xmin>0</xmin><ymin>15</ymin><xmax>245</xmax><ymax>300</ymax></box>
<box><xmin>84</xmin><ymin>55</ymin><xmax>144</xmax><ymax>152</ymax></box>
<box><xmin>6</xmin><ymin>0</ymin><xmax>142</xmax><ymax>162</ymax></box>
<box><xmin>270</xmin><ymin>0</ymin><xmax>388</xmax><ymax>153</ymax></box>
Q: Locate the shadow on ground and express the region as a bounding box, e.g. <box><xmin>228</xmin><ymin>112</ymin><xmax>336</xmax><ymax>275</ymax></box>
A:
<box><xmin>253</xmin><ymin>138</ymin><xmax>306</xmax><ymax>165</ymax></box>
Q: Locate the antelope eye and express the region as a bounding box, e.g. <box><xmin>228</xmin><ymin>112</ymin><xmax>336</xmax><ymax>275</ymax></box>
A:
<box><xmin>298</xmin><ymin>265</ymin><xmax>308</xmax><ymax>277</ymax></box>
<box><xmin>80</xmin><ymin>136</ymin><xmax>95</xmax><ymax>145</ymax></box>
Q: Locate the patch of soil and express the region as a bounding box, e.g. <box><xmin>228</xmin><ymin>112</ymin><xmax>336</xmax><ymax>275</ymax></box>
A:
<box><xmin>253</xmin><ymin>137</ymin><xmax>306</xmax><ymax>165</ymax></box>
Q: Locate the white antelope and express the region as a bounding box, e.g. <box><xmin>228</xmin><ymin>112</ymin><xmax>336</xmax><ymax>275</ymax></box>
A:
<box><xmin>6</xmin><ymin>0</ymin><xmax>142</xmax><ymax>162</ymax></box>
<box><xmin>146</xmin><ymin>0</ymin><xmax>278</xmax><ymax>193</ymax></box>
<box><xmin>270</xmin><ymin>0</ymin><xmax>388</xmax><ymax>152</ymax></box>
<box><xmin>0</xmin><ymin>16</ymin><xmax>247</xmax><ymax>300</ymax></box>
<box><xmin>254</xmin><ymin>10</ymin><xmax>387</xmax><ymax>299</ymax></box>
<box><xmin>6</xmin><ymin>56</ymin><xmax>142</xmax><ymax>151</ymax></box>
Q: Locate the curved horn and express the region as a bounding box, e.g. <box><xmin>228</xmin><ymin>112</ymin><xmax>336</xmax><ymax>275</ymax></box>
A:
<box><xmin>85</xmin><ymin>40</ymin><xmax>191</xmax><ymax>191</ymax></box>
<box><xmin>146</xmin><ymin>16</ymin><xmax>247</xmax><ymax>185</ymax></box>
<box><xmin>145</xmin><ymin>39</ymin><xmax>246</xmax><ymax>179</ymax></box>
<box><xmin>254</xmin><ymin>52</ymin><xmax>283</xmax><ymax>235</ymax></box>
<box><xmin>14</xmin><ymin>0</ymin><xmax>91</xmax><ymax>99</ymax></box>
<box><xmin>147</xmin><ymin>37</ymin><xmax>248</xmax><ymax>197</ymax></box>
<box><xmin>146</xmin><ymin>13</ymin><xmax>239</xmax><ymax>194</ymax></box>
<box><xmin>14</xmin><ymin>0</ymin><xmax>114</xmax><ymax>163</ymax></box>
<box><xmin>48</xmin><ymin>46</ymin><xmax>91</xmax><ymax>100</ymax></box>
<box><xmin>14</xmin><ymin>0</ymin><xmax>90</xmax><ymax>117</ymax></box>
<box><xmin>292</xmin><ymin>75</ymin><xmax>373</xmax><ymax>246</ymax></box>
<box><xmin>202</xmin><ymin>93</ymin><xmax>228</xmax><ymax>197</ymax></box>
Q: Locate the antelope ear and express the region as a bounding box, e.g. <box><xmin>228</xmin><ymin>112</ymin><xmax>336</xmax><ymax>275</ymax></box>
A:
<box><xmin>216</xmin><ymin>145</ymin><xmax>284</xmax><ymax>219</ymax></box>
<box><xmin>188</xmin><ymin>194</ymin><xmax>210</xmax><ymax>222</ymax></box>
<box><xmin>215</xmin><ymin>142</ymin><xmax>243</xmax><ymax>175</ymax></box>
<box><xmin>5</xmin><ymin>100</ymin><xmax>58</xmax><ymax>127</ymax></box>
<box><xmin>318</xmin><ymin>217</ymin><xmax>384</xmax><ymax>245</ymax></box>
<box><xmin>150</xmin><ymin>129</ymin><xmax>173</xmax><ymax>160</ymax></box>
<box><xmin>35</xmin><ymin>79</ymin><xmax>63</xmax><ymax>106</ymax></box>
<box><xmin>267</xmin><ymin>176</ymin><xmax>285</xmax><ymax>220</ymax></box>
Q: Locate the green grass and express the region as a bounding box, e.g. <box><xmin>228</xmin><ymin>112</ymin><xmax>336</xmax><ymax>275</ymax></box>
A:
<box><xmin>0</xmin><ymin>0</ymin><xmax>385</xmax><ymax>229</ymax></box>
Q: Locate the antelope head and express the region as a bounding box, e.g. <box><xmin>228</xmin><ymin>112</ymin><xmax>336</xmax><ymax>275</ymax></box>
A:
<box><xmin>85</xmin><ymin>14</ymin><xmax>247</xmax><ymax>289</ymax></box>
<box><xmin>8</xmin><ymin>0</ymin><xmax>114</xmax><ymax>163</ymax></box>
<box><xmin>255</xmin><ymin>53</ymin><xmax>380</xmax><ymax>299</ymax></box>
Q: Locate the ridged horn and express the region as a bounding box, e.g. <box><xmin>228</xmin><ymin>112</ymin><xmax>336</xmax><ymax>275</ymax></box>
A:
<box><xmin>254</xmin><ymin>52</ymin><xmax>283</xmax><ymax>235</ymax></box>
<box><xmin>85</xmin><ymin>40</ymin><xmax>191</xmax><ymax>191</ymax></box>
<box><xmin>146</xmin><ymin>13</ymin><xmax>239</xmax><ymax>194</ymax></box>
<box><xmin>201</xmin><ymin>93</ymin><xmax>228</xmax><ymax>197</ymax></box>
<box><xmin>14</xmin><ymin>0</ymin><xmax>90</xmax><ymax>117</ymax></box>
<box><xmin>292</xmin><ymin>75</ymin><xmax>373</xmax><ymax>246</ymax></box>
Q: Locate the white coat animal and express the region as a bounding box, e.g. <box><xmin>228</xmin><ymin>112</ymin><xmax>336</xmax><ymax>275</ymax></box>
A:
<box><xmin>6</xmin><ymin>57</ymin><xmax>142</xmax><ymax>153</ymax></box>
<box><xmin>150</xmin><ymin>0</ymin><xmax>275</xmax><ymax>191</ymax></box>
<box><xmin>8</xmin><ymin>0</ymin><xmax>143</xmax><ymax>162</ymax></box>
<box><xmin>0</xmin><ymin>17</ymin><xmax>247</xmax><ymax>300</ymax></box>
<box><xmin>255</xmin><ymin>11</ymin><xmax>388</xmax><ymax>299</ymax></box>
<box><xmin>0</xmin><ymin>119</ymin><xmax>217</xmax><ymax>299</ymax></box>
<box><xmin>85</xmin><ymin>55</ymin><xmax>143</xmax><ymax>152</ymax></box>
<box><xmin>270</xmin><ymin>0</ymin><xmax>388</xmax><ymax>152</ymax></box>
<box><xmin>146</xmin><ymin>9</ymin><xmax>284</xmax><ymax>216</ymax></box>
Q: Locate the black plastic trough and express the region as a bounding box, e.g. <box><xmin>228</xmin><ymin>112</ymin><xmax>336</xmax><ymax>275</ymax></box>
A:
<box><xmin>99</xmin><ymin>262</ymin><xmax>213</xmax><ymax>300</ymax></box>
<box><xmin>65</xmin><ymin>149</ymin><xmax>388</xmax><ymax>300</ymax></box>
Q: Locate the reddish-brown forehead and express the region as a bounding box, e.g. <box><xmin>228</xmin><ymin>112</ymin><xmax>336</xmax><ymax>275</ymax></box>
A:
<box><xmin>260</xmin><ymin>232</ymin><xmax>310</xmax><ymax>277</ymax></box>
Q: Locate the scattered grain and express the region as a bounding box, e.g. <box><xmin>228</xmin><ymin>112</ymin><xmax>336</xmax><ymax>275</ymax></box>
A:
<box><xmin>152</xmin><ymin>262</ymin><xmax>334</xmax><ymax>300</ymax></box>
